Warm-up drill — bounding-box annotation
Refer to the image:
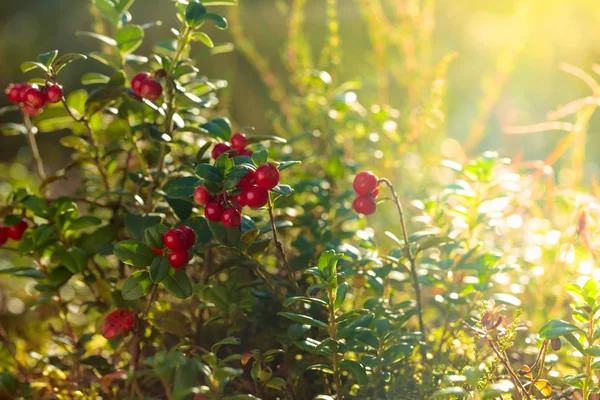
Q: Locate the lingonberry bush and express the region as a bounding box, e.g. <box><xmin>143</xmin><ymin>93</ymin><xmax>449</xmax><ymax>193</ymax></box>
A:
<box><xmin>2</xmin><ymin>1</ymin><xmax>600</xmax><ymax>400</ymax></box>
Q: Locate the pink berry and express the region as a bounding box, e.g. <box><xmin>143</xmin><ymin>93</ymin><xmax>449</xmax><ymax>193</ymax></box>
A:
<box><xmin>255</xmin><ymin>164</ymin><xmax>280</xmax><ymax>190</ymax></box>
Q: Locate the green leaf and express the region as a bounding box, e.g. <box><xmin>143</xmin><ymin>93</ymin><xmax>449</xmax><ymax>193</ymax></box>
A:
<box><xmin>153</xmin><ymin>310</ymin><xmax>190</xmax><ymax>335</ymax></box>
<box><xmin>251</xmin><ymin>149</ymin><xmax>268</xmax><ymax>166</ymax></box>
<box><xmin>114</xmin><ymin>240</ymin><xmax>155</xmax><ymax>267</ymax></box>
<box><xmin>586</xmin><ymin>345</ymin><xmax>600</xmax><ymax>357</ymax></box>
<box><xmin>339</xmin><ymin>359</ymin><xmax>367</xmax><ymax>385</ymax></box>
<box><xmin>23</xmin><ymin>195</ymin><xmax>51</xmax><ymax>218</ymax></box>
<box><xmin>52</xmin><ymin>53</ymin><xmax>88</xmax><ymax>74</ymax></box>
<box><xmin>246</xmin><ymin>134</ymin><xmax>286</xmax><ymax>144</ymax></box>
<box><xmin>539</xmin><ymin>319</ymin><xmax>583</xmax><ymax>339</ymax></box>
<box><xmin>193</xmin><ymin>32</ymin><xmax>214</xmax><ymax>48</ymax></box>
<box><xmin>150</xmin><ymin>256</ymin><xmax>170</xmax><ymax>284</ymax></box>
<box><xmin>32</xmin><ymin>224</ymin><xmax>58</xmax><ymax>247</ymax></box>
<box><xmin>144</xmin><ymin>224</ymin><xmax>169</xmax><ymax>249</ymax></box>
<box><xmin>222</xmin><ymin>396</ymin><xmax>260</xmax><ymax>400</ymax></box>
<box><xmin>334</xmin><ymin>282</ymin><xmax>348</xmax><ymax>310</ymax></box>
<box><xmin>116</xmin><ymin>24</ymin><xmax>144</xmax><ymax>53</ymax></box>
<box><xmin>211</xmin><ymin>336</ymin><xmax>241</xmax><ymax>353</ymax></box>
<box><xmin>564</xmin><ymin>332</ymin><xmax>586</xmax><ymax>354</ymax></box>
<box><xmin>335</xmin><ymin>309</ymin><xmax>369</xmax><ymax>324</ymax></box>
<box><xmin>195</xmin><ymin>164</ymin><xmax>223</xmax><ymax>182</ymax></box>
<box><xmin>0</xmin><ymin>267</ymin><xmax>45</xmax><ymax>278</ymax></box>
<box><xmin>0</xmin><ymin>123</ymin><xmax>27</xmax><ymax>136</ymax></box>
<box><xmin>185</xmin><ymin>1</ymin><xmax>207</xmax><ymax>28</ymax></box>
<box><xmin>277</xmin><ymin>161</ymin><xmax>301</xmax><ymax>171</ymax></box>
<box><xmin>284</xmin><ymin>296</ymin><xmax>328</xmax><ymax>308</ymax></box>
<box><xmin>271</xmin><ymin>184</ymin><xmax>293</xmax><ymax>196</ymax></box>
<box><xmin>125</xmin><ymin>213</ymin><xmax>162</xmax><ymax>241</ymax></box>
<box><xmin>161</xmin><ymin>269</ymin><xmax>193</xmax><ymax>299</ymax></box>
<box><xmin>76</xmin><ymin>31</ymin><xmax>118</xmax><ymax>47</ymax></box>
<box><xmin>69</xmin><ymin>216</ymin><xmax>102</xmax><ymax>230</ymax></box>
<box><xmin>163</xmin><ymin>176</ymin><xmax>200</xmax><ymax>199</ymax></box>
<box><xmin>489</xmin><ymin>293</ymin><xmax>521</xmax><ymax>307</ymax></box>
<box><xmin>355</xmin><ymin>328</ymin><xmax>379</xmax><ymax>349</ymax></box>
<box><xmin>382</xmin><ymin>343</ymin><xmax>414</xmax><ymax>364</ymax></box>
<box><xmin>38</xmin><ymin>50</ymin><xmax>58</xmax><ymax>67</ymax></box>
<box><xmin>431</xmin><ymin>387</ymin><xmax>469</xmax><ymax>398</ymax></box>
<box><xmin>481</xmin><ymin>380</ymin><xmax>515</xmax><ymax>399</ymax></box>
<box><xmin>121</xmin><ymin>271</ymin><xmax>153</xmax><ymax>300</ymax></box>
<box><xmin>21</xmin><ymin>61</ymin><xmax>48</xmax><ymax>73</ymax></box>
<box><xmin>198</xmin><ymin>117</ymin><xmax>232</xmax><ymax>141</ymax></box>
<box><xmin>317</xmin><ymin>249</ymin><xmax>342</xmax><ymax>279</ymax></box>
<box><xmin>278</xmin><ymin>312</ymin><xmax>328</xmax><ymax>329</ymax></box>
<box><xmin>60</xmin><ymin>136</ymin><xmax>89</xmax><ymax>151</ymax></box>
<box><xmin>81</xmin><ymin>72</ymin><xmax>110</xmax><ymax>85</ymax></box>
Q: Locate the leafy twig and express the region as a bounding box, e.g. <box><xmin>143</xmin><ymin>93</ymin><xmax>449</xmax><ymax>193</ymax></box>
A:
<box><xmin>267</xmin><ymin>196</ymin><xmax>299</xmax><ymax>293</ymax></box>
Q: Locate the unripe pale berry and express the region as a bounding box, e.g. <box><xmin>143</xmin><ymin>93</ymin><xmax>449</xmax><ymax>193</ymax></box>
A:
<box><xmin>353</xmin><ymin>171</ymin><xmax>378</xmax><ymax>195</ymax></box>
<box><xmin>212</xmin><ymin>143</ymin><xmax>231</xmax><ymax>159</ymax></box>
<box><xmin>163</xmin><ymin>228</ymin><xmax>187</xmax><ymax>251</ymax></box>
<box><xmin>45</xmin><ymin>84</ymin><xmax>63</xmax><ymax>104</ymax></box>
<box><xmin>23</xmin><ymin>88</ymin><xmax>46</xmax><ymax>109</ymax></box>
<box><xmin>353</xmin><ymin>195</ymin><xmax>377</xmax><ymax>215</ymax></box>
<box><xmin>205</xmin><ymin>201</ymin><xmax>224</xmax><ymax>222</ymax></box>
<box><xmin>169</xmin><ymin>249</ymin><xmax>189</xmax><ymax>269</ymax></box>
<box><xmin>243</xmin><ymin>186</ymin><xmax>269</xmax><ymax>208</ymax></box>
<box><xmin>221</xmin><ymin>208</ymin><xmax>242</xmax><ymax>228</ymax></box>
<box><xmin>139</xmin><ymin>79</ymin><xmax>163</xmax><ymax>101</ymax></box>
<box><xmin>231</xmin><ymin>133</ymin><xmax>248</xmax><ymax>150</ymax></box>
<box><xmin>255</xmin><ymin>164</ymin><xmax>280</xmax><ymax>190</ymax></box>
<box><xmin>131</xmin><ymin>72</ymin><xmax>150</xmax><ymax>95</ymax></box>
<box><xmin>178</xmin><ymin>225</ymin><xmax>196</xmax><ymax>248</ymax></box>
<box><xmin>193</xmin><ymin>186</ymin><xmax>211</xmax><ymax>206</ymax></box>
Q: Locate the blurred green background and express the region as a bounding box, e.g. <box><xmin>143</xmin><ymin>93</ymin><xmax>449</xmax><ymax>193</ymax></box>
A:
<box><xmin>1</xmin><ymin>0</ymin><xmax>600</xmax><ymax>180</ymax></box>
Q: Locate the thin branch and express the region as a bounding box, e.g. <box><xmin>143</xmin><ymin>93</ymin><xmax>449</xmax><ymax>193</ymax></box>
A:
<box><xmin>267</xmin><ymin>196</ymin><xmax>300</xmax><ymax>293</ymax></box>
<box><xmin>23</xmin><ymin>113</ymin><xmax>47</xmax><ymax>183</ymax></box>
<box><xmin>489</xmin><ymin>339</ymin><xmax>529</xmax><ymax>398</ymax></box>
<box><xmin>0</xmin><ymin>324</ymin><xmax>29</xmax><ymax>381</ymax></box>
<box><xmin>378</xmin><ymin>178</ymin><xmax>426</xmax><ymax>361</ymax></box>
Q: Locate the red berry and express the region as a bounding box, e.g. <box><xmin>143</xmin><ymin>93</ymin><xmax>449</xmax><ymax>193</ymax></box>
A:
<box><xmin>353</xmin><ymin>171</ymin><xmax>378</xmax><ymax>195</ymax></box>
<box><xmin>102</xmin><ymin>309</ymin><xmax>135</xmax><ymax>339</ymax></box>
<box><xmin>205</xmin><ymin>201</ymin><xmax>224</xmax><ymax>222</ymax></box>
<box><xmin>7</xmin><ymin>221</ymin><xmax>28</xmax><ymax>241</ymax></box>
<box><xmin>163</xmin><ymin>228</ymin><xmax>187</xmax><ymax>251</ymax></box>
<box><xmin>178</xmin><ymin>225</ymin><xmax>196</xmax><ymax>248</ymax></box>
<box><xmin>22</xmin><ymin>105</ymin><xmax>40</xmax><ymax>116</ymax></box>
<box><xmin>169</xmin><ymin>249</ymin><xmax>189</xmax><ymax>269</ymax></box>
<box><xmin>237</xmin><ymin>169</ymin><xmax>255</xmax><ymax>189</ymax></box>
<box><xmin>353</xmin><ymin>195</ymin><xmax>377</xmax><ymax>215</ymax></box>
<box><xmin>0</xmin><ymin>227</ymin><xmax>7</xmax><ymax>245</ymax></box>
<box><xmin>152</xmin><ymin>247</ymin><xmax>163</xmax><ymax>256</ymax></box>
<box><xmin>23</xmin><ymin>88</ymin><xmax>46</xmax><ymax>109</ymax></box>
<box><xmin>18</xmin><ymin>84</ymin><xmax>32</xmax><ymax>102</ymax></box>
<box><xmin>244</xmin><ymin>186</ymin><xmax>269</xmax><ymax>208</ymax></box>
<box><xmin>212</xmin><ymin>143</ymin><xmax>231</xmax><ymax>159</ymax></box>
<box><xmin>45</xmin><ymin>84</ymin><xmax>63</xmax><ymax>104</ymax></box>
<box><xmin>5</xmin><ymin>84</ymin><xmax>22</xmax><ymax>103</ymax></box>
<box><xmin>255</xmin><ymin>164</ymin><xmax>280</xmax><ymax>190</ymax></box>
<box><xmin>231</xmin><ymin>133</ymin><xmax>248</xmax><ymax>150</ymax></box>
<box><xmin>193</xmin><ymin>186</ymin><xmax>211</xmax><ymax>206</ymax></box>
<box><xmin>131</xmin><ymin>72</ymin><xmax>150</xmax><ymax>95</ymax></box>
<box><xmin>233</xmin><ymin>193</ymin><xmax>246</xmax><ymax>208</ymax></box>
<box><xmin>371</xmin><ymin>187</ymin><xmax>380</xmax><ymax>199</ymax></box>
<box><xmin>221</xmin><ymin>208</ymin><xmax>242</xmax><ymax>228</ymax></box>
<box><xmin>139</xmin><ymin>79</ymin><xmax>163</xmax><ymax>101</ymax></box>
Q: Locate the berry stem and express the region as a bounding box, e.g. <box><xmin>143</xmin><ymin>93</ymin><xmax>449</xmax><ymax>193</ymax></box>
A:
<box><xmin>22</xmin><ymin>112</ymin><xmax>47</xmax><ymax>184</ymax></box>
<box><xmin>377</xmin><ymin>178</ymin><xmax>426</xmax><ymax>359</ymax></box>
<box><xmin>267</xmin><ymin>195</ymin><xmax>300</xmax><ymax>293</ymax></box>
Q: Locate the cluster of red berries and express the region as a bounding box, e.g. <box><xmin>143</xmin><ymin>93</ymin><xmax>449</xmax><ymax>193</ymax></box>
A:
<box><xmin>131</xmin><ymin>72</ymin><xmax>163</xmax><ymax>101</ymax></box>
<box><xmin>101</xmin><ymin>309</ymin><xmax>134</xmax><ymax>339</ymax></box>
<box><xmin>194</xmin><ymin>163</ymin><xmax>281</xmax><ymax>228</ymax></box>
<box><xmin>0</xmin><ymin>221</ymin><xmax>28</xmax><ymax>245</ymax></box>
<box><xmin>212</xmin><ymin>133</ymin><xmax>253</xmax><ymax>159</ymax></box>
<box><xmin>5</xmin><ymin>82</ymin><xmax>63</xmax><ymax>116</ymax></box>
<box><xmin>152</xmin><ymin>226</ymin><xmax>196</xmax><ymax>269</ymax></box>
<box><xmin>352</xmin><ymin>171</ymin><xmax>379</xmax><ymax>215</ymax></box>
